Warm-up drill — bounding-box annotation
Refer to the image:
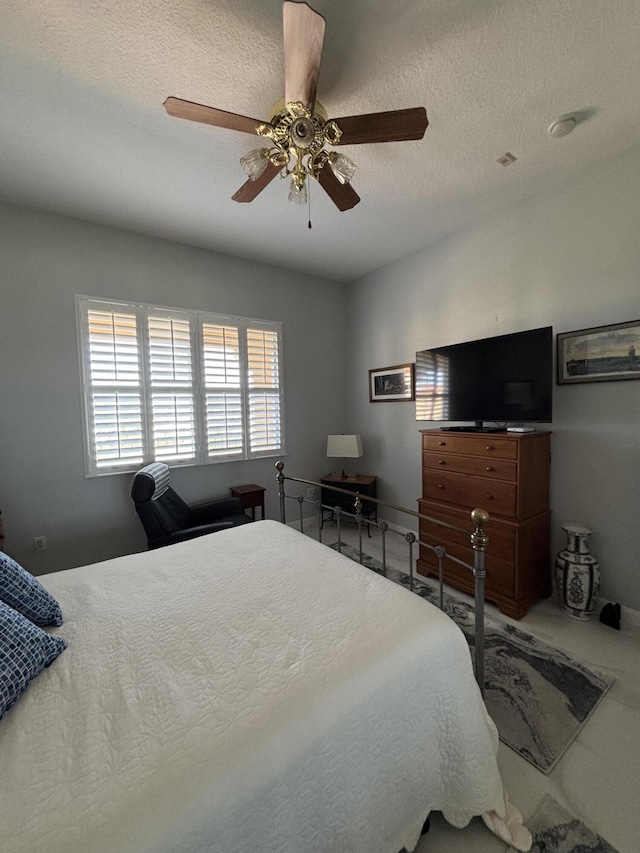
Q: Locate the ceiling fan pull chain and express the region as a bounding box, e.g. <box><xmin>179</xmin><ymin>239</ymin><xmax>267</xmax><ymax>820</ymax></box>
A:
<box><xmin>308</xmin><ymin>178</ymin><xmax>312</xmax><ymax>229</ymax></box>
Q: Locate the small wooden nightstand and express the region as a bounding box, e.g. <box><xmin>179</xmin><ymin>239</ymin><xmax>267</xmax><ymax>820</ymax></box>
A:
<box><xmin>230</xmin><ymin>484</ymin><xmax>266</xmax><ymax>521</ymax></box>
<box><xmin>320</xmin><ymin>473</ymin><xmax>377</xmax><ymax>534</ymax></box>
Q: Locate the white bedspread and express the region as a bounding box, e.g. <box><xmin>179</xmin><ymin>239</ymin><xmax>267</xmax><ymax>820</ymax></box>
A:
<box><xmin>0</xmin><ymin>521</ymin><xmax>528</xmax><ymax>852</ymax></box>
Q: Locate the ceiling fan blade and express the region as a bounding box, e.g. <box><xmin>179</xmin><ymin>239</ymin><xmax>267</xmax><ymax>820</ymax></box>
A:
<box><xmin>232</xmin><ymin>162</ymin><xmax>281</xmax><ymax>203</ymax></box>
<box><xmin>283</xmin><ymin>1</ymin><xmax>325</xmax><ymax>112</ymax></box>
<box><xmin>164</xmin><ymin>97</ymin><xmax>265</xmax><ymax>136</ymax></box>
<box><xmin>332</xmin><ymin>108</ymin><xmax>428</xmax><ymax>145</ymax></box>
<box><xmin>316</xmin><ymin>166</ymin><xmax>360</xmax><ymax>212</ymax></box>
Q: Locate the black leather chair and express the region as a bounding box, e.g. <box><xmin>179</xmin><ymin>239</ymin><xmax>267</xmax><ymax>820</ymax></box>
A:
<box><xmin>130</xmin><ymin>462</ymin><xmax>252</xmax><ymax>549</ymax></box>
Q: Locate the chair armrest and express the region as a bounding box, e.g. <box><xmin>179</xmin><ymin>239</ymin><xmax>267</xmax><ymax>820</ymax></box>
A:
<box><xmin>149</xmin><ymin>521</ymin><xmax>235</xmax><ymax>549</ymax></box>
<box><xmin>188</xmin><ymin>498</ymin><xmax>246</xmax><ymax>526</ymax></box>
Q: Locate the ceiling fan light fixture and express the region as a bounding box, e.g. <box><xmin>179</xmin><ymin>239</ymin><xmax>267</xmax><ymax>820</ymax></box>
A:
<box><xmin>240</xmin><ymin>148</ymin><xmax>270</xmax><ymax>181</ymax></box>
<box><xmin>164</xmin><ymin>3</ymin><xmax>427</xmax><ymax>213</ymax></box>
<box><xmin>328</xmin><ymin>152</ymin><xmax>357</xmax><ymax>185</ymax></box>
<box><xmin>288</xmin><ymin>176</ymin><xmax>307</xmax><ymax>205</ymax></box>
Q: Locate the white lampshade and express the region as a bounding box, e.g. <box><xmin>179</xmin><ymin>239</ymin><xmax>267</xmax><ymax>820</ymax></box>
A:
<box><xmin>326</xmin><ymin>434</ymin><xmax>363</xmax><ymax>458</ymax></box>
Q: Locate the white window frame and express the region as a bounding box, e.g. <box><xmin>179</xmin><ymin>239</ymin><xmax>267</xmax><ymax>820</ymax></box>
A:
<box><xmin>76</xmin><ymin>296</ymin><xmax>286</xmax><ymax>476</ymax></box>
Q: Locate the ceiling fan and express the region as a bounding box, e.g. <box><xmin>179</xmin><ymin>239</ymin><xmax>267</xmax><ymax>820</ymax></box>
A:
<box><xmin>164</xmin><ymin>1</ymin><xmax>428</xmax><ymax>212</ymax></box>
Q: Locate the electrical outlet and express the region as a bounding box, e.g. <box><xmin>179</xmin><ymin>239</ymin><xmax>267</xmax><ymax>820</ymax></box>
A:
<box><xmin>34</xmin><ymin>536</ymin><xmax>47</xmax><ymax>552</ymax></box>
<box><xmin>307</xmin><ymin>486</ymin><xmax>318</xmax><ymax>499</ymax></box>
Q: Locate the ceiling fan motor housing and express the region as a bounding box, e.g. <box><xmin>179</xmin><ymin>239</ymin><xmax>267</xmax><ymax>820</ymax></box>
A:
<box><xmin>291</xmin><ymin>115</ymin><xmax>316</xmax><ymax>148</ymax></box>
<box><xmin>256</xmin><ymin>102</ymin><xmax>343</xmax><ymax>189</ymax></box>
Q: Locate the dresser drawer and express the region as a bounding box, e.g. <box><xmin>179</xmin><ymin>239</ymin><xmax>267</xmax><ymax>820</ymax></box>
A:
<box><xmin>423</xmin><ymin>433</ymin><xmax>518</xmax><ymax>460</ymax></box>
<box><xmin>418</xmin><ymin>501</ymin><xmax>516</xmax><ymax>563</ymax></box>
<box><xmin>423</xmin><ymin>470</ymin><xmax>517</xmax><ymax>518</ymax></box>
<box><xmin>418</xmin><ymin>542</ymin><xmax>515</xmax><ymax>599</ymax></box>
<box><xmin>423</xmin><ymin>450</ymin><xmax>517</xmax><ymax>482</ymax></box>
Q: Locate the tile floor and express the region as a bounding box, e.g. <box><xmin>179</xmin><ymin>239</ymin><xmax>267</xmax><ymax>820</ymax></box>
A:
<box><xmin>302</xmin><ymin>518</ymin><xmax>640</xmax><ymax>853</ymax></box>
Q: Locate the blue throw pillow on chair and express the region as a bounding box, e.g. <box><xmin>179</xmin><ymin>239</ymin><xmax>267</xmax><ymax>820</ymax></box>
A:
<box><xmin>0</xmin><ymin>551</ymin><xmax>63</xmax><ymax>626</ymax></box>
<box><xmin>0</xmin><ymin>600</ymin><xmax>66</xmax><ymax>718</ymax></box>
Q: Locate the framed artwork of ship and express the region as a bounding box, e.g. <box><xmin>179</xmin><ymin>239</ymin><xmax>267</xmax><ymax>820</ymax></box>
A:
<box><xmin>557</xmin><ymin>319</ymin><xmax>640</xmax><ymax>384</ymax></box>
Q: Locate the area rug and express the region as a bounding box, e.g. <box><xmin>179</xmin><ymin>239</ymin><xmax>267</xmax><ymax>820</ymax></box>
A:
<box><xmin>331</xmin><ymin>543</ymin><xmax>614</xmax><ymax>774</ymax></box>
<box><xmin>510</xmin><ymin>793</ymin><xmax>620</xmax><ymax>852</ymax></box>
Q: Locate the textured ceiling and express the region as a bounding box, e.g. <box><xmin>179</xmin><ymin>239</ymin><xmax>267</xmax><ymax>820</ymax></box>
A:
<box><xmin>2</xmin><ymin>0</ymin><xmax>640</xmax><ymax>282</ymax></box>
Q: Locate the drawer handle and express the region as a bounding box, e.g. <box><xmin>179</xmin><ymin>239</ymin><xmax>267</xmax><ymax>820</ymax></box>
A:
<box><xmin>438</xmin><ymin>441</ymin><xmax>446</xmax><ymax>446</ymax></box>
<box><xmin>486</xmin><ymin>466</ymin><xmax>494</xmax><ymax>472</ymax></box>
<box><xmin>437</xmin><ymin>484</ymin><xmax>445</xmax><ymax>489</ymax></box>
<box><xmin>485</xmin><ymin>494</ymin><xmax>493</xmax><ymax>500</ymax></box>
<box><xmin>486</xmin><ymin>445</ymin><xmax>494</xmax><ymax>451</ymax></box>
<box><xmin>438</xmin><ymin>459</ymin><xmax>446</xmax><ymax>465</ymax></box>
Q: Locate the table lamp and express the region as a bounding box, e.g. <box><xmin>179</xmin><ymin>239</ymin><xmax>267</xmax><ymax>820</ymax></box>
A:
<box><xmin>326</xmin><ymin>434</ymin><xmax>363</xmax><ymax>479</ymax></box>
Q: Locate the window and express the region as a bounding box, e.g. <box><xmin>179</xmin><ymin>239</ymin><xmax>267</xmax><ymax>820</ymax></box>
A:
<box><xmin>77</xmin><ymin>297</ymin><xmax>285</xmax><ymax>475</ymax></box>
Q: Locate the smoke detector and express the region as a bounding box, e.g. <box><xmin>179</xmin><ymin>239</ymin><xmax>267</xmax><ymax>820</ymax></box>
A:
<box><xmin>548</xmin><ymin>115</ymin><xmax>578</xmax><ymax>138</ymax></box>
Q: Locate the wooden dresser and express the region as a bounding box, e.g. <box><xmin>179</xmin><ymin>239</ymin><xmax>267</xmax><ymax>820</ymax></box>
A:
<box><xmin>417</xmin><ymin>430</ymin><xmax>551</xmax><ymax>619</ymax></box>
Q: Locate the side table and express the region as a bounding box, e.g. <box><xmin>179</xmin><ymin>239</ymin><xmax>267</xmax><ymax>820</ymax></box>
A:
<box><xmin>230</xmin><ymin>484</ymin><xmax>266</xmax><ymax>521</ymax></box>
<box><xmin>320</xmin><ymin>473</ymin><xmax>377</xmax><ymax>535</ymax></box>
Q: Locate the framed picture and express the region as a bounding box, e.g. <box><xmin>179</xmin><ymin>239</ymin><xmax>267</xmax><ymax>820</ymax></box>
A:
<box><xmin>557</xmin><ymin>320</ymin><xmax>640</xmax><ymax>384</ymax></box>
<box><xmin>369</xmin><ymin>363</ymin><xmax>415</xmax><ymax>402</ymax></box>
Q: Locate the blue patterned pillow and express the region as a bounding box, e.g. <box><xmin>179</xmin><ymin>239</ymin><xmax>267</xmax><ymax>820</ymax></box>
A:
<box><xmin>0</xmin><ymin>601</ymin><xmax>66</xmax><ymax>718</ymax></box>
<box><xmin>0</xmin><ymin>551</ymin><xmax>63</xmax><ymax>626</ymax></box>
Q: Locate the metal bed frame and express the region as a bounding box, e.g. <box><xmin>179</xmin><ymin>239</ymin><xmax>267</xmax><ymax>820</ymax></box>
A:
<box><xmin>275</xmin><ymin>460</ymin><xmax>490</xmax><ymax>695</ymax></box>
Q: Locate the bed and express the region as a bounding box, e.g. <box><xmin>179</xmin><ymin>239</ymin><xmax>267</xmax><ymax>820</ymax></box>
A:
<box><xmin>0</xmin><ymin>520</ymin><xmax>530</xmax><ymax>853</ymax></box>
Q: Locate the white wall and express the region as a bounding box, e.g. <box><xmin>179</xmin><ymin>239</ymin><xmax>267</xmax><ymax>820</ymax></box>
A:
<box><xmin>0</xmin><ymin>204</ymin><xmax>348</xmax><ymax>573</ymax></box>
<box><xmin>346</xmin><ymin>143</ymin><xmax>640</xmax><ymax>611</ymax></box>
<box><xmin>2</xmin><ymin>144</ymin><xmax>639</xmax><ymax>610</ymax></box>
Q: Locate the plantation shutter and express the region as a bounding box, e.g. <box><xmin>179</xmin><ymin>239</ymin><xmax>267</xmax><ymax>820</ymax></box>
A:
<box><xmin>148</xmin><ymin>312</ymin><xmax>196</xmax><ymax>462</ymax></box>
<box><xmin>246</xmin><ymin>326</ymin><xmax>282</xmax><ymax>453</ymax></box>
<box><xmin>84</xmin><ymin>302</ymin><xmax>144</xmax><ymax>471</ymax></box>
<box><xmin>202</xmin><ymin>322</ymin><xmax>244</xmax><ymax>458</ymax></box>
<box><xmin>79</xmin><ymin>297</ymin><xmax>285</xmax><ymax>474</ymax></box>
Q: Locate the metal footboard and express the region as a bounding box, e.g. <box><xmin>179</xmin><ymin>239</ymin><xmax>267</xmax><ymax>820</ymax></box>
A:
<box><xmin>275</xmin><ymin>460</ymin><xmax>489</xmax><ymax>696</ymax></box>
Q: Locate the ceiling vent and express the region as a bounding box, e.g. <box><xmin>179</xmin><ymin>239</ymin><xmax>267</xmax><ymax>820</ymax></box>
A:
<box><xmin>497</xmin><ymin>152</ymin><xmax>518</xmax><ymax>167</ymax></box>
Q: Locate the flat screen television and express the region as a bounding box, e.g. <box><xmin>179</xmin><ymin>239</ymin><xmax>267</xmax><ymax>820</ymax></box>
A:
<box><xmin>415</xmin><ymin>326</ymin><xmax>553</xmax><ymax>431</ymax></box>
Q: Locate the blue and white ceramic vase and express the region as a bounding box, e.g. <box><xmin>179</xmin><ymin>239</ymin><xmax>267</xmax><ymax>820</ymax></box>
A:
<box><xmin>555</xmin><ymin>523</ymin><xmax>600</xmax><ymax>620</ymax></box>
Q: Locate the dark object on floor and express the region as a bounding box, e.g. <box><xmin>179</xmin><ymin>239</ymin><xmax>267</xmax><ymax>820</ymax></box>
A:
<box><xmin>401</xmin><ymin>816</ymin><xmax>431</xmax><ymax>853</ymax></box>
<box><xmin>131</xmin><ymin>462</ymin><xmax>251</xmax><ymax>549</ymax></box>
<box><xmin>599</xmin><ymin>602</ymin><xmax>621</xmax><ymax>630</ymax></box>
